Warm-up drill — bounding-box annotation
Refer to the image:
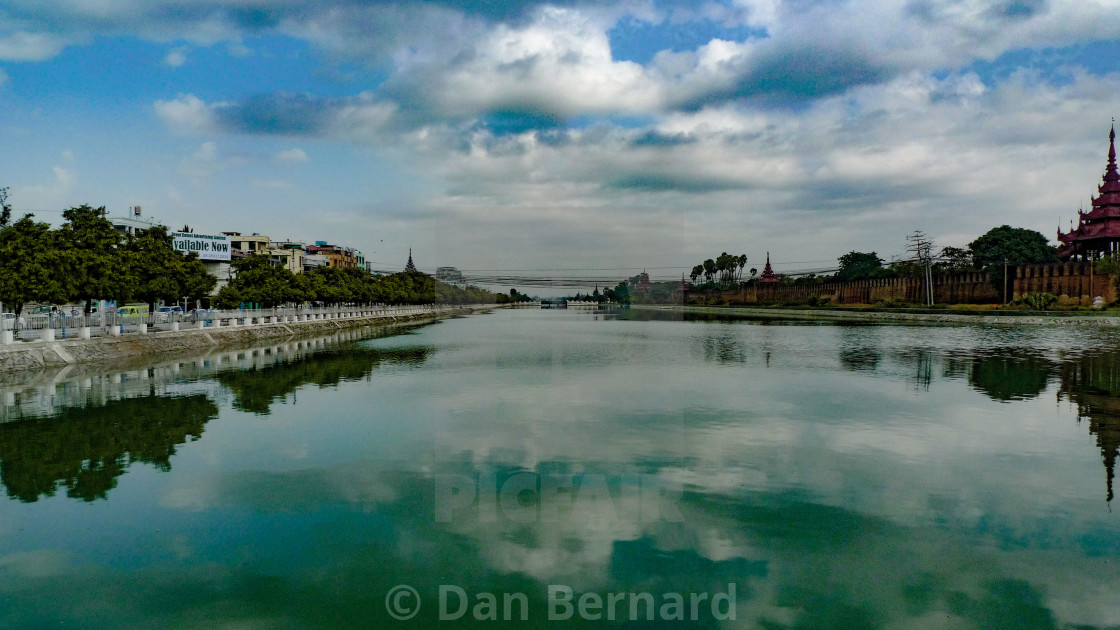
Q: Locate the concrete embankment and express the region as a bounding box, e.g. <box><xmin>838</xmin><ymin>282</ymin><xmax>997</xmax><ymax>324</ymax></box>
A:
<box><xmin>0</xmin><ymin>305</ymin><xmax>498</xmax><ymax>373</ymax></box>
<box><xmin>632</xmin><ymin>304</ymin><xmax>1120</xmax><ymax>327</ymax></box>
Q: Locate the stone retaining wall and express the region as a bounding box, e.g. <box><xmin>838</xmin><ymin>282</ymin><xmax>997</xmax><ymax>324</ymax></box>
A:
<box><xmin>0</xmin><ymin>305</ymin><xmax>497</xmax><ymax>373</ymax></box>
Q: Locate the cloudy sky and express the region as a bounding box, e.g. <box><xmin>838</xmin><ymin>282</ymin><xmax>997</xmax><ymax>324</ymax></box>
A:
<box><xmin>3</xmin><ymin>0</ymin><xmax>1120</xmax><ymax>284</ymax></box>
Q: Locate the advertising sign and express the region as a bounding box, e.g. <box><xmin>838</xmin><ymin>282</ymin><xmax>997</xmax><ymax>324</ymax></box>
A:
<box><xmin>171</xmin><ymin>232</ymin><xmax>231</xmax><ymax>261</ymax></box>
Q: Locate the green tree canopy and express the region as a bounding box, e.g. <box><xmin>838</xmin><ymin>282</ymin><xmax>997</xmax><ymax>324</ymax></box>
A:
<box><xmin>968</xmin><ymin>226</ymin><xmax>1057</xmax><ymax>269</ymax></box>
<box><xmin>836</xmin><ymin>251</ymin><xmax>885</xmax><ymax>282</ymax></box>
<box><xmin>968</xmin><ymin>225</ymin><xmax>1057</xmax><ymax>294</ymax></box>
<box><xmin>58</xmin><ymin>205</ymin><xmax>132</xmax><ymax>310</ymax></box>
<box><xmin>0</xmin><ymin>216</ymin><xmax>71</xmax><ymax>315</ymax></box>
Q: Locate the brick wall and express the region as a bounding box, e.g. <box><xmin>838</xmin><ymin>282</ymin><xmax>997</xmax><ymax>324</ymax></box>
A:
<box><xmin>1014</xmin><ymin>262</ymin><xmax>1116</xmax><ymax>303</ymax></box>
<box><xmin>711</xmin><ymin>272</ymin><xmax>998</xmax><ymax>305</ymax></box>
<box><xmin>700</xmin><ymin>264</ymin><xmax>1117</xmax><ymax>306</ymax></box>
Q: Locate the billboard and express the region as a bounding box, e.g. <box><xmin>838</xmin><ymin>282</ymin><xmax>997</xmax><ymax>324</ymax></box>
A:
<box><xmin>171</xmin><ymin>232</ymin><xmax>231</xmax><ymax>261</ymax></box>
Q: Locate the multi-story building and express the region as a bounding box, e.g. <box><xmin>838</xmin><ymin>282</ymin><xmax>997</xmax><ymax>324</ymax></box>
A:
<box><xmin>267</xmin><ymin>240</ymin><xmax>306</xmax><ymax>274</ymax></box>
<box><xmin>108</xmin><ymin>206</ymin><xmax>162</xmax><ymax>235</ymax></box>
<box><xmin>307</xmin><ymin>242</ymin><xmax>359</xmax><ymax>269</ymax></box>
<box><xmin>223</xmin><ymin>232</ymin><xmax>271</xmax><ymax>255</ymax></box>
<box><xmin>303</xmin><ymin>253</ymin><xmax>330</xmax><ymax>271</ymax></box>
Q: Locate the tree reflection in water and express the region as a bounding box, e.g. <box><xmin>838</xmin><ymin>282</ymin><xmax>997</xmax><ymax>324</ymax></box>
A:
<box><xmin>966</xmin><ymin>352</ymin><xmax>1053</xmax><ymax>403</ymax></box>
<box><xmin>214</xmin><ymin>346</ymin><xmax>429</xmax><ymax>415</ymax></box>
<box><xmin>0</xmin><ymin>394</ymin><xmax>218</xmax><ymax>502</ymax></box>
<box><xmin>957</xmin><ymin>348</ymin><xmax>1120</xmax><ymax>504</ymax></box>
<box><xmin>0</xmin><ymin>333</ymin><xmax>430</xmax><ymax>502</ymax></box>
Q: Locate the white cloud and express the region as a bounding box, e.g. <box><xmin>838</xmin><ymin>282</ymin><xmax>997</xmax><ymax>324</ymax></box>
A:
<box><xmin>274</xmin><ymin>148</ymin><xmax>308</xmax><ymax>163</ymax></box>
<box><xmin>164</xmin><ymin>47</ymin><xmax>187</xmax><ymax>68</ymax></box>
<box><xmin>391</xmin><ymin>7</ymin><xmax>661</xmax><ymax>119</ymax></box>
<box><xmin>154</xmin><ymin>94</ymin><xmax>215</xmax><ymax>132</ymax></box>
<box><xmin>0</xmin><ymin>31</ymin><xmax>67</xmax><ymax>61</ymax></box>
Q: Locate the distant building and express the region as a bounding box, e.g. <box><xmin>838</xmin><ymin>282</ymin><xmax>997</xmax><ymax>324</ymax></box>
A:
<box><xmin>108</xmin><ymin>206</ymin><xmax>161</xmax><ymax>235</ymax></box>
<box><xmin>760</xmin><ymin>253</ymin><xmax>779</xmax><ymax>283</ymax></box>
<box><xmin>223</xmin><ymin>232</ymin><xmax>271</xmax><ymax>255</ymax></box>
<box><xmin>436</xmin><ymin>266</ymin><xmax>463</xmax><ymax>283</ymax></box>
<box><xmin>405</xmin><ymin>249</ymin><xmax>417</xmax><ymax>272</ymax></box>
<box><xmin>307</xmin><ymin>243</ymin><xmax>359</xmax><ymax>268</ymax></box>
<box><xmin>303</xmin><ymin>253</ymin><xmax>329</xmax><ymax>271</ymax></box>
<box><xmin>268</xmin><ymin>241</ymin><xmax>306</xmax><ymax>274</ymax></box>
<box><xmin>636</xmin><ymin>271</ymin><xmax>651</xmax><ymax>291</ymax></box>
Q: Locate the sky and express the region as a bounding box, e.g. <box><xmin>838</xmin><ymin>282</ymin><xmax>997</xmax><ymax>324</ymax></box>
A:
<box><xmin>4</xmin><ymin>0</ymin><xmax>1120</xmax><ymax>287</ymax></box>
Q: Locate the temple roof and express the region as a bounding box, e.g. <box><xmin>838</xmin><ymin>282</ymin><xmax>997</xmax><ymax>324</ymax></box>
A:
<box><xmin>1057</xmin><ymin>124</ymin><xmax>1120</xmax><ymax>257</ymax></box>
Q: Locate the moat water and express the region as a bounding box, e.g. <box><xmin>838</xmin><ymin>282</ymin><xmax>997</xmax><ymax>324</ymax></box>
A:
<box><xmin>1</xmin><ymin>308</ymin><xmax>1119</xmax><ymax>628</ymax></box>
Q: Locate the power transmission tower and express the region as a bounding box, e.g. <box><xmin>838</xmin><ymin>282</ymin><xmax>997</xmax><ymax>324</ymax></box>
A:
<box><xmin>906</xmin><ymin>231</ymin><xmax>935</xmax><ymax>306</ymax></box>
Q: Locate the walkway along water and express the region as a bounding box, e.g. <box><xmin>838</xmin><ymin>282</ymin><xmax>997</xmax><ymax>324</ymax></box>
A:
<box><xmin>0</xmin><ymin>304</ymin><xmax>500</xmax><ymax>373</ymax></box>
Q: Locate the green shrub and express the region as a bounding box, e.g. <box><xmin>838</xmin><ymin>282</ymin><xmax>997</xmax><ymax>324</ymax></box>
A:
<box><xmin>875</xmin><ymin>298</ymin><xmax>907</xmax><ymax>309</ymax></box>
<box><xmin>1015</xmin><ymin>292</ymin><xmax>1058</xmax><ymax>310</ymax></box>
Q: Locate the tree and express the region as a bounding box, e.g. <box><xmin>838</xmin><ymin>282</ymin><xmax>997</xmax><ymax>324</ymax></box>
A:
<box><xmin>57</xmin><ymin>205</ymin><xmax>132</xmax><ymax>312</ymax></box>
<box><xmin>702</xmin><ymin>258</ymin><xmax>716</xmax><ymax>283</ymax></box>
<box><xmin>0</xmin><ymin>216</ymin><xmax>72</xmax><ymax>315</ymax></box>
<box><xmin>936</xmin><ymin>246</ymin><xmax>974</xmax><ymax>273</ymax></box>
<box><xmin>0</xmin><ymin>187</ymin><xmax>11</xmax><ymax>229</ymax></box>
<box><xmin>968</xmin><ymin>225</ymin><xmax>1057</xmax><ymax>292</ymax></box>
<box><xmin>126</xmin><ymin>226</ymin><xmax>215</xmax><ymax>309</ymax></box>
<box><xmin>968</xmin><ymin>226</ymin><xmax>1057</xmax><ymax>268</ymax></box>
<box><xmin>836</xmin><ymin>251</ymin><xmax>884</xmax><ymax>282</ymax></box>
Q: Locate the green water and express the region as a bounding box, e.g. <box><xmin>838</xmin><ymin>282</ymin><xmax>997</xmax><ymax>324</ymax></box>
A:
<box><xmin>1</xmin><ymin>308</ymin><xmax>1119</xmax><ymax>628</ymax></box>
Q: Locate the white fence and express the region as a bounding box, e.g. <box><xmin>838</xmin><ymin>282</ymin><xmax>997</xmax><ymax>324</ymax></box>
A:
<box><xmin>1</xmin><ymin>304</ymin><xmax>490</xmax><ymax>344</ymax></box>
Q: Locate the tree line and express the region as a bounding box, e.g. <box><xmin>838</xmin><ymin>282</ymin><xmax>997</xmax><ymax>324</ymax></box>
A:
<box><xmin>214</xmin><ymin>255</ymin><xmax>502</xmax><ymax>308</ymax></box>
<box><xmin>0</xmin><ymin>193</ymin><xmax>504</xmax><ymax>315</ymax></box>
<box><xmin>0</xmin><ymin>199</ymin><xmax>215</xmax><ymax>316</ymax></box>
<box><xmin>689</xmin><ymin>252</ymin><xmax>750</xmax><ymax>285</ymax></box>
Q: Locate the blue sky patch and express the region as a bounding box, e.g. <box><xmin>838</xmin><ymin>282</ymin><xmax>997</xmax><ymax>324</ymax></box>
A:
<box><xmin>608</xmin><ymin>16</ymin><xmax>767</xmax><ymax>64</ymax></box>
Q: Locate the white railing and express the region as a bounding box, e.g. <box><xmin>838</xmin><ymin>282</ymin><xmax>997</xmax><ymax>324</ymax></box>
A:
<box><xmin>1</xmin><ymin>304</ymin><xmax>494</xmax><ymax>344</ymax></box>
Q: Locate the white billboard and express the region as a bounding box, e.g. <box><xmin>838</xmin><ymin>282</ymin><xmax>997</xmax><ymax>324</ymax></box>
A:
<box><xmin>171</xmin><ymin>232</ymin><xmax>232</xmax><ymax>261</ymax></box>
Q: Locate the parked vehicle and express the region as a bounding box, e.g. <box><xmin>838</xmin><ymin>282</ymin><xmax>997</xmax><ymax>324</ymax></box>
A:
<box><xmin>156</xmin><ymin>306</ymin><xmax>183</xmax><ymax>322</ymax></box>
<box><xmin>117</xmin><ymin>305</ymin><xmax>149</xmax><ymax>320</ymax></box>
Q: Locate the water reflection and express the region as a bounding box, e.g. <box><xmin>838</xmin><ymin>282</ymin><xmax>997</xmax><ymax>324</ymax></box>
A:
<box><xmin>0</xmin><ymin>326</ymin><xmax>432</xmax><ymax>502</ymax></box>
<box><xmin>967</xmin><ymin>353</ymin><xmax>1053</xmax><ymax>402</ymax></box>
<box><xmin>0</xmin><ymin>394</ymin><xmax>217</xmax><ymax>502</ymax></box>
<box><xmin>5</xmin><ymin>311</ymin><xmax>1120</xmax><ymax>628</ymax></box>
<box><xmin>215</xmin><ymin>347</ymin><xmax>429</xmax><ymax>415</ymax></box>
<box><xmin>1058</xmin><ymin>353</ymin><xmax>1120</xmax><ymax>503</ymax></box>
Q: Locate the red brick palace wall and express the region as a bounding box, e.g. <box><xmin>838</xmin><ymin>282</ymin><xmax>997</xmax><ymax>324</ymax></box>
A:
<box><xmin>704</xmin><ymin>263</ymin><xmax>1116</xmax><ymax>305</ymax></box>
<box><xmin>1014</xmin><ymin>262</ymin><xmax>1116</xmax><ymax>303</ymax></box>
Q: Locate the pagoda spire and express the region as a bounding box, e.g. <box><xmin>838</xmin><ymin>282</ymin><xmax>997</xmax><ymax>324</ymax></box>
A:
<box><xmin>1103</xmin><ymin>121</ymin><xmax>1120</xmax><ymax>191</ymax></box>
<box><xmin>760</xmin><ymin>252</ymin><xmax>779</xmax><ymax>283</ymax></box>
<box><xmin>405</xmin><ymin>248</ymin><xmax>417</xmax><ymax>272</ymax></box>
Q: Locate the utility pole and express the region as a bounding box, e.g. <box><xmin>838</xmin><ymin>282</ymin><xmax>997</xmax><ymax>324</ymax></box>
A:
<box><xmin>906</xmin><ymin>231</ymin><xmax>935</xmax><ymax>306</ymax></box>
<box><xmin>1089</xmin><ymin>250</ymin><xmax>1097</xmax><ymax>306</ymax></box>
<box><xmin>1008</xmin><ymin>256</ymin><xmax>1016</xmax><ymax>302</ymax></box>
